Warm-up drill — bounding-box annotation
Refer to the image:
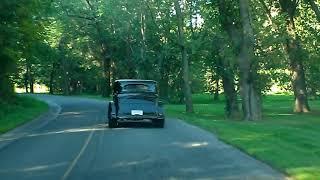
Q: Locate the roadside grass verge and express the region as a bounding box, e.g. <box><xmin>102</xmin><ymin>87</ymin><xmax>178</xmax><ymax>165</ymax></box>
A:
<box><xmin>0</xmin><ymin>96</ymin><xmax>48</xmax><ymax>134</ymax></box>
<box><xmin>165</xmin><ymin>94</ymin><xmax>320</xmax><ymax>180</ymax></box>
<box><xmin>30</xmin><ymin>92</ymin><xmax>110</xmax><ymax>101</ymax></box>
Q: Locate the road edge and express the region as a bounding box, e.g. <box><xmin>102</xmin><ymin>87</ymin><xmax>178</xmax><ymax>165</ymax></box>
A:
<box><xmin>170</xmin><ymin>117</ymin><xmax>291</xmax><ymax>180</ymax></box>
<box><xmin>0</xmin><ymin>99</ymin><xmax>61</xmax><ymax>151</ymax></box>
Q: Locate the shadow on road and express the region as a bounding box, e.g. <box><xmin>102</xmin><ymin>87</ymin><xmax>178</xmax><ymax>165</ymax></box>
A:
<box><xmin>115</xmin><ymin>122</ymin><xmax>156</xmax><ymax>128</ymax></box>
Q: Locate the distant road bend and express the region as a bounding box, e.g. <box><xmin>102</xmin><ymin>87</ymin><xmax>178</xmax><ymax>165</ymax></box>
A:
<box><xmin>0</xmin><ymin>95</ymin><xmax>285</xmax><ymax>180</ymax></box>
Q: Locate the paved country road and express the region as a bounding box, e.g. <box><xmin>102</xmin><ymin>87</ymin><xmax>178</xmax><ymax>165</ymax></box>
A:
<box><xmin>0</xmin><ymin>95</ymin><xmax>285</xmax><ymax>180</ymax></box>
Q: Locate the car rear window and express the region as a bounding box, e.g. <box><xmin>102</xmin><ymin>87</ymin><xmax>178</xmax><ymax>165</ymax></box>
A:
<box><xmin>122</xmin><ymin>83</ymin><xmax>155</xmax><ymax>93</ymax></box>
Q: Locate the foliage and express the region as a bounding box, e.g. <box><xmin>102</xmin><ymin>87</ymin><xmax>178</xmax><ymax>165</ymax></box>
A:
<box><xmin>0</xmin><ymin>96</ymin><xmax>48</xmax><ymax>134</ymax></box>
<box><xmin>1</xmin><ymin>0</ymin><xmax>320</xmax><ymax>114</ymax></box>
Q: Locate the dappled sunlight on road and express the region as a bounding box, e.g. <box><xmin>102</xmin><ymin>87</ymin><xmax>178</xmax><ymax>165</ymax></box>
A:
<box><xmin>0</xmin><ymin>121</ymin><xmax>165</xmax><ymax>143</ymax></box>
<box><xmin>179</xmin><ymin>167</ymin><xmax>203</xmax><ymax>173</ymax></box>
<box><xmin>0</xmin><ymin>133</ymin><xmax>28</xmax><ymax>142</ymax></box>
<box><xmin>112</xmin><ymin>158</ymin><xmax>154</xmax><ymax>168</ymax></box>
<box><xmin>60</xmin><ymin>112</ymin><xmax>83</xmax><ymax>116</ymax></box>
<box><xmin>93</xmin><ymin>155</ymin><xmax>280</xmax><ymax>180</ymax></box>
<box><xmin>59</xmin><ymin>110</ymin><xmax>100</xmax><ymax>116</ymax></box>
<box><xmin>0</xmin><ymin>124</ymin><xmax>108</xmax><ymax>142</ymax></box>
<box><xmin>27</xmin><ymin>126</ymin><xmax>105</xmax><ymax>137</ymax></box>
<box><xmin>170</xmin><ymin>141</ymin><xmax>209</xmax><ymax>149</ymax></box>
<box><xmin>0</xmin><ymin>162</ymin><xmax>68</xmax><ymax>174</ymax></box>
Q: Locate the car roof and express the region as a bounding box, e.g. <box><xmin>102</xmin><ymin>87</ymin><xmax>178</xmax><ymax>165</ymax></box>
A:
<box><xmin>115</xmin><ymin>79</ymin><xmax>156</xmax><ymax>83</ymax></box>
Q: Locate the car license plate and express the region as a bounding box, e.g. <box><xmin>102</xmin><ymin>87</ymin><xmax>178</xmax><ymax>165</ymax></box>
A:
<box><xmin>131</xmin><ymin>110</ymin><xmax>143</xmax><ymax>115</ymax></box>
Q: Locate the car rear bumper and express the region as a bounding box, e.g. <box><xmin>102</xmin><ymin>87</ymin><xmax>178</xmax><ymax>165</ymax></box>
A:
<box><xmin>113</xmin><ymin>115</ymin><xmax>164</xmax><ymax>122</ymax></box>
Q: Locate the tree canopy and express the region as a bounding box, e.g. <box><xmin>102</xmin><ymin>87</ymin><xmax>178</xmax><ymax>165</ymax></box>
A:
<box><xmin>1</xmin><ymin>0</ymin><xmax>320</xmax><ymax>120</ymax></box>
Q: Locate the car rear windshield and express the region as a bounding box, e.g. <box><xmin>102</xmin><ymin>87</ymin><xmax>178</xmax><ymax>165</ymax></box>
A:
<box><xmin>121</xmin><ymin>83</ymin><xmax>156</xmax><ymax>93</ymax></box>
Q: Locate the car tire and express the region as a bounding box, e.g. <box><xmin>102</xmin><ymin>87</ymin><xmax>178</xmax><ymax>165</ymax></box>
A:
<box><xmin>109</xmin><ymin>118</ymin><xmax>117</xmax><ymax>128</ymax></box>
<box><xmin>107</xmin><ymin>104</ymin><xmax>112</xmax><ymax>123</ymax></box>
<box><xmin>153</xmin><ymin>119</ymin><xmax>165</xmax><ymax>128</ymax></box>
<box><xmin>108</xmin><ymin>103</ymin><xmax>117</xmax><ymax>128</ymax></box>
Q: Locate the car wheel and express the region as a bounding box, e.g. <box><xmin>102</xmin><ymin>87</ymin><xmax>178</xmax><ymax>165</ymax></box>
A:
<box><xmin>153</xmin><ymin>119</ymin><xmax>165</xmax><ymax>128</ymax></box>
<box><xmin>109</xmin><ymin>118</ymin><xmax>117</xmax><ymax>128</ymax></box>
<box><xmin>107</xmin><ymin>104</ymin><xmax>112</xmax><ymax>123</ymax></box>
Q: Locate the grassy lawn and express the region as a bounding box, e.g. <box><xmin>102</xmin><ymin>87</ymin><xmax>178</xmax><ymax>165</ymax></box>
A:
<box><xmin>0</xmin><ymin>96</ymin><xmax>48</xmax><ymax>134</ymax></box>
<box><xmin>165</xmin><ymin>94</ymin><xmax>320</xmax><ymax>180</ymax></box>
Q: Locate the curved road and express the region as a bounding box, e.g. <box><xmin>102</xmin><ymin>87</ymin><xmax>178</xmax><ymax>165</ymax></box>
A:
<box><xmin>0</xmin><ymin>95</ymin><xmax>285</xmax><ymax>180</ymax></box>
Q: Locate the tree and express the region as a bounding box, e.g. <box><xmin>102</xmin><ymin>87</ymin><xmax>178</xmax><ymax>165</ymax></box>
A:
<box><xmin>238</xmin><ymin>0</ymin><xmax>262</xmax><ymax>120</ymax></box>
<box><xmin>217</xmin><ymin>0</ymin><xmax>262</xmax><ymax>120</ymax></box>
<box><xmin>174</xmin><ymin>0</ymin><xmax>194</xmax><ymax>113</ymax></box>
<box><xmin>2</xmin><ymin>0</ymin><xmax>320</xmax><ymax>117</ymax></box>
<box><xmin>279</xmin><ymin>0</ymin><xmax>311</xmax><ymax>112</ymax></box>
<box><xmin>0</xmin><ymin>0</ymin><xmax>46</xmax><ymax>100</ymax></box>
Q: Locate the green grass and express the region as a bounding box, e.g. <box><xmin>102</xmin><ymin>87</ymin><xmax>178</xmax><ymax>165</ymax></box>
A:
<box><xmin>0</xmin><ymin>96</ymin><xmax>49</xmax><ymax>134</ymax></box>
<box><xmin>165</xmin><ymin>93</ymin><xmax>320</xmax><ymax>180</ymax></box>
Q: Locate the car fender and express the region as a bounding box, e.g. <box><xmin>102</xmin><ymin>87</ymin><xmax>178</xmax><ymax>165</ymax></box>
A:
<box><xmin>108</xmin><ymin>101</ymin><xmax>117</xmax><ymax>116</ymax></box>
<box><xmin>156</xmin><ymin>105</ymin><xmax>165</xmax><ymax>118</ymax></box>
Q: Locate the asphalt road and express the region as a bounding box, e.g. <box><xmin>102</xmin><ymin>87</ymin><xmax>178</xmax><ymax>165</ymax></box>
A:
<box><xmin>0</xmin><ymin>95</ymin><xmax>285</xmax><ymax>180</ymax></box>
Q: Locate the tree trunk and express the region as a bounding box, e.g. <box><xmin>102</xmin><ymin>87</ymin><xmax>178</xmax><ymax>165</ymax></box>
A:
<box><xmin>24</xmin><ymin>73</ymin><xmax>29</xmax><ymax>93</ymax></box>
<box><xmin>49</xmin><ymin>63</ymin><xmax>55</xmax><ymax>94</ymax></box>
<box><xmin>101</xmin><ymin>57</ymin><xmax>111</xmax><ymax>97</ymax></box>
<box><xmin>0</xmin><ymin>75</ymin><xmax>13</xmax><ymax>100</ymax></box>
<box><xmin>238</xmin><ymin>0</ymin><xmax>262</xmax><ymax>120</ymax></box>
<box><xmin>84</xmin><ymin>0</ymin><xmax>112</xmax><ymax>97</ymax></box>
<box><xmin>58</xmin><ymin>36</ymin><xmax>69</xmax><ymax>96</ymax></box>
<box><xmin>218</xmin><ymin>0</ymin><xmax>261</xmax><ymax>120</ymax></box>
<box><xmin>217</xmin><ymin>0</ymin><xmax>241</xmax><ymax>119</ymax></box>
<box><xmin>140</xmin><ymin>4</ymin><xmax>149</xmax><ymax>79</ymax></box>
<box><xmin>126</xmin><ymin>38</ymin><xmax>137</xmax><ymax>79</ymax></box>
<box><xmin>174</xmin><ymin>0</ymin><xmax>194</xmax><ymax>113</ymax></box>
<box><xmin>216</xmin><ymin>57</ymin><xmax>240</xmax><ymax>119</ymax></box>
<box><xmin>28</xmin><ymin>63</ymin><xmax>34</xmax><ymax>94</ymax></box>
<box><xmin>94</xmin><ymin>22</ymin><xmax>111</xmax><ymax>97</ymax></box>
<box><xmin>290</xmin><ymin>42</ymin><xmax>310</xmax><ymax>112</ymax></box>
<box><xmin>158</xmin><ymin>52</ymin><xmax>169</xmax><ymax>101</ymax></box>
<box><xmin>222</xmin><ymin>74</ymin><xmax>240</xmax><ymax>119</ymax></box>
<box><xmin>110</xmin><ymin>59</ymin><xmax>115</xmax><ymax>87</ymax></box>
<box><xmin>62</xmin><ymin>62</ymin><xmax>69</xmax><ymax>96</ymax></box>
<box><xmin>25</xmin><ymin>60</ymin><xmax>31</xmax><ymax>93</ymax></box>
<box><xmin>29</xmin><ymin>74</ymin><xmax>34</xmax><ymax>93</ymax></box>
<box><xmin>213</xmin><ymin>75</ymin><xmax>220</xmax><ymax>101</ymax></box>
<box><xmin>159</xmin><ymin>74</ymin><xmax>169</xmax><ymax>100</ymax></box>
<box><xmin>96</xmin><ymin>84</ymin><xmax>100</xmax><ymax>93</ymax></box>
<box><xmin>279</xmin><ymin>0</ymin><xmax>310</xmax><ymax>112</ymax></box>
<box><xmin>289</xmin><ymin>39</ymin><xmax>310</xmax><ymax>112</ymax></box>
<box><xmin>0</xmin><ymin>54</ymin><xmax>14</xmax><ymax>100</ymax></box>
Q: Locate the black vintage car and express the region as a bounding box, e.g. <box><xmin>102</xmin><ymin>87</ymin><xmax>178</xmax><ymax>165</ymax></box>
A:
<box><xmin>107</xmin><ymin>79</ymin><xmax>165</xmax><ymax>128</ymax></box>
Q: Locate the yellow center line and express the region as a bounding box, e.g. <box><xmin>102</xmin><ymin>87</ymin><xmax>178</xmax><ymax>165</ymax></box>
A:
<box><xmin>61</xmin><ymin>119</ymin><xmax>96</xmax><ymax>180</ymax></box>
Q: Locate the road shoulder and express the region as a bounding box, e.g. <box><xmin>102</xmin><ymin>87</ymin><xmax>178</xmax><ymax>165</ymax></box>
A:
<box><xmin>169</xmin><ymin>117</ymin><xmax>288</xmax><ymax>179</ymax></box>
<box><xmin>0</xmin><ymin>99</ymin><xmax>61</xmax><ymax>150</ymax></box>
